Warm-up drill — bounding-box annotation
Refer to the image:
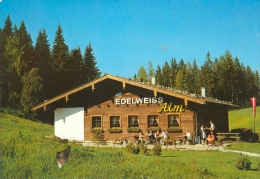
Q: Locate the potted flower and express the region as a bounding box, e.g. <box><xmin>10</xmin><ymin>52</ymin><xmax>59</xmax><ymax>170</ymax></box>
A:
<box><xmin>91</xmin><ymin>128</ymin><xmax>104</xmax><ymax>133</ymax></box>
<box><xmin>167</xmin><ymin>127</ymin><xmax>183</xmax><ymax>133</ymax></box>
<box><xmin>108</xmin><ymin>128</ymin><xmax>122</xmax><ymax>133</ymax></box>
<box><xmin>127</xmin><ymin>127</ymin><xmax>141</xmax><ymax>133</ymax></box>
<box><xmin>146</xmin><ymin>127</ymin><xmax>161</xmax><ymax>133</ymax></box>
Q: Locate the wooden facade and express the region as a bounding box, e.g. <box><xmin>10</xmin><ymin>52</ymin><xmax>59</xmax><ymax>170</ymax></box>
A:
<box><xmin>32</xmin><ymin>74</ymin><xmax>238</xmax><ymax>141</ymax></box>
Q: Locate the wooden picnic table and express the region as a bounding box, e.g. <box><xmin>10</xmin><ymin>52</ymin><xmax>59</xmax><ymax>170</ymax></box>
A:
<box><xmin>216</xmin><ymin>133</ymin><xmax>241</xmax><ymax>146</ymax></box>
<box><xmin>176</xmin><ymin>135</ymin><xmax>187</xmax><ymax>144</ymax></box>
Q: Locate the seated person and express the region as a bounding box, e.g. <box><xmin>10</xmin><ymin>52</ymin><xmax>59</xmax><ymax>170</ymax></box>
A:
<box><xmin>160</xmin><ymin>130</ymin><xmax>169</xmax><ymax>145</ymax></box>
<box><xmin>154</xmin><ymin>130</ymin><xmax>160</xmax><ymax>141</ymax></box>
<box><xmin>186</xmin><ymin>130</ymin><xmax>193</xmax><ymax>144</ymax></box>
<box><xmin>148</xmin><ymin>129</ymin><xmax>155</xmax><ymax>140</ymax></box>
<box><xmin>139</xmin><ymin>130</ymin><xmax>146</xmax><ymax>143</ymax></box>
<box><xmin>205</xmin><ymin>134</ymin><xmax>215</xmax><ymax>145</ymax></box>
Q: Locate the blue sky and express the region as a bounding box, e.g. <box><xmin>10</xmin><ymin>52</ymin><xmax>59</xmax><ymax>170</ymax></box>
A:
<box><xmin>1</xmin><ymin>0</ymin><xmax>260</xmax><ymax>78</ymax></box>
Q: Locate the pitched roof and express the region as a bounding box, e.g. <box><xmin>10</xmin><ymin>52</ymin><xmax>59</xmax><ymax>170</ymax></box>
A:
<box><xmin>31</xmin><ymin>74</ymin><xmax>238</xmax><ymax>111</ymax></box>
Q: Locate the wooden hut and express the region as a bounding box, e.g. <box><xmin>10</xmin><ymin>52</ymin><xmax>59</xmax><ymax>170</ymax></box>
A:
<box><xmin>32</xmin><ymin>74</ymin><xmax>238</xmax><ymax>141</ymax></box>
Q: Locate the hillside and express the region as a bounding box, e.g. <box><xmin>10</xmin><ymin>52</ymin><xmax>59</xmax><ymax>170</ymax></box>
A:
<box><xmin>1</xmin><ymin>112</ymin><xmax>260</xmax><ymax>179</ymax></box>
<box><xmin>229</xmin><ymin>106</ymin><xmax>260</xmax><ymax>134</ymax></box>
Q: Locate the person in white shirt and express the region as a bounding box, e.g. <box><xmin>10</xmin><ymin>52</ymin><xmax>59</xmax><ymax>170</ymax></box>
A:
<box><xmin>206</xmin><ymin>121</ymin><xmax>215</xmax><ymax>135</ymax></box>
<box><xmin>186</xmin><ymin>130</ymin><xmax>193</xmax><ymax>144</ymax></box>
<box><xmin>160</xmin><ymin>130</ymin><xmax>168</xmax><ymax>145</ymax></box>
<box><xmin>200</xmin><ymin>124</ymin><xmax>206</xmax><ymax>144</ymax></box>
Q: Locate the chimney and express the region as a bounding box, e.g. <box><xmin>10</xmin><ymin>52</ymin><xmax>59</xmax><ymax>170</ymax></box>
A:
<box><xmin>201</xmin><ymin>87</ymin><xmax>206</xmax><ymax>97</ymax></box>
<box><xmin>151</xmin><ymin>76</ymin><xmax>156</xmax><ymax>85</ymax></box>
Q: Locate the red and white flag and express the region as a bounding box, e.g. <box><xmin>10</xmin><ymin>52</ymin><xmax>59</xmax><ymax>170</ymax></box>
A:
<box><xmin>250</xmin><ymin>98</ymin><xmax>257</xmax><ymax>117</ymax></box>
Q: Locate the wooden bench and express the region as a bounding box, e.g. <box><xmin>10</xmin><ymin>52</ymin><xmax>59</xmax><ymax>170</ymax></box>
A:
<box><xmin>216</xmin><ymin>133</ymin><xmax>240</xmax><ymax>146</ymax></box>
<box><xmin>165</xmin><ymin>140</ymin><xmax>178</xmax><ymax>149</ymax></box>
<box><xmin>113</xmin><ymin>141</ymin><xmax>123</xmax><ymax>147</ymax></box>
<box><xmin>228</xmin><ymin>136</ymin><xmax>241</xmax><ymax>142</ymax></box>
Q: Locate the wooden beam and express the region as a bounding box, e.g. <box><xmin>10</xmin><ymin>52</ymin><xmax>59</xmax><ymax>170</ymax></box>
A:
<box><xmin>66</xmin><ymin>95</ymin><xmax>69</xmax><ymax>103</ymax></box>
<box><xmin>154</xmin><ymin>90</ymin><xmax>157</xmax><ymax>97</ymax></box>
<box><xmin>92</xmin><ymin>84</ymin><xmax>95</xmax><ymax>92</ymax></box>
<box><xmin>184</xmin><ymin>98</ymin><xmax>188</xmax><ymax>108</ymax></box>
<box><xmin>123</xmin><ymin>81</ymin><xmax>126</xmax><ymax>90</ymax></box>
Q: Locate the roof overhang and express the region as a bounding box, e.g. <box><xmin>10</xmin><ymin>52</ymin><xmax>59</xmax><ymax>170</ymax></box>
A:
<box><xmin>31</xmin><ymin>74</ymin><xmax>239</xmax><ymax>111</ymax></box>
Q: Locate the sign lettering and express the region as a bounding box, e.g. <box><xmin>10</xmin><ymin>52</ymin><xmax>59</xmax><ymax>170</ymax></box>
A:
<box><xmin>115</xmin><ymin>97</ymin><xmax>163</xmax><ymax>105</ymax></box>
<box><xmin>157</xmin><ymin>103</ymin><xmax>185</xmax><ymax>113</ymax></box>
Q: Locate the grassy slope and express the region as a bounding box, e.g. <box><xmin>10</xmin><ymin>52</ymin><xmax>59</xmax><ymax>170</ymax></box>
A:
<box><xmin>1</xmin><ymin>112</ymin><xmax>260</xmax><ymax>179</ymax></box>
<box><xmin>229</xmin><ymin>106</ymin><xmax>260</xmax><ymax>134</ymax></box>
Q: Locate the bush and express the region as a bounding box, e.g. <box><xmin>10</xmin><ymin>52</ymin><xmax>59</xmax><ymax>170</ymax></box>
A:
<box><xmin>152</xmin><ymin>142</ymin><xmax>162</xmax><ymax>156</ymax></box>
<box><xmin>125</xmin><ymin>142</ymin><xmax>140</xmax><ymax>154</ymax></box>
<box><xmin>91</xmin><ymin>130</ymin><xmax>107</xmax><ymax>147</ymax></box>
<box><xmin>139</xmin><ymin>142</ymin><xmax>149</xmax><ymax>155</ymax></box>
<box><xmin>235</xmin><ymin>154</ymin><xmax>251</xmax><ymax>170</ymax></box>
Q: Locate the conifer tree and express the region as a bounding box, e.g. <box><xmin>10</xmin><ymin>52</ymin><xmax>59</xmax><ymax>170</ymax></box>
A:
<box><xmin>20</xmin><ymin>68</ymin><xmax>43</xmax><ymax>116</ymax></box>
<box><xmin>170</xmin><ymin>58</ymin><xmax>178</xmax><ymax>85</ymax></box>
<box><xmin>147</xmin><ymin>60</ymin><xmax>155</xmax><ymax>82</ymax></box>
<box><xmin>67</xmin><ymin>47</ymin><xmax>84</xmax><ymax>88</ymax></box>
<box><xmin>137</xmin><ymin>66</ymin><xmax>147</xmax><ymax>81</ymax></box>
<box><xmin>3</xmin><ymin>35</ymin><xmax>23</xmax><ymax>108</ymax></box>
<box><xmin>253</xmin><ymin>71</ymin><xmax>260</xmax><ymax>99</ymax></box>
<box><xmin>17</xmin><ymin>20</ymin><xmax>35</xmax><ymax>75</ymax></box>
<box><xmin>34</xmin><ymin>29</ymin><xmax>51</xmax><ymax>99</ymax></box>
<box><xmin>175</xmin><ymin>68</ymin><xmax>185</xmax><ymax>90</ymax></box>
<box><xmin>199</xmin><ymin>52</ymin><xmax>215</xmax><ymax>97</ymax></box>
<box><xmin>191</xmin><ymin>59</ymin><xmax>200</xmax><ymax>94</ymax></box>
<box><xmin>83</xmin><ymin>44</ymin><xmax>101</xmax><ymax>82</ymax></box>
<box><xmin>155</xmin><ymin>65</ymin><xmax>162</xmax><ymax>85</ymax></box>
<box><xmin>161</xmin><ymin>61</ymin><xmax>171</xmax><ymax>87</ymax></box>
<box><xmin>50</xmin><ymin>24</ymin><xmax>69</xmax><ymax>95</ymax></box>
<box><xmin>0</xmin><ymin>15</ymin><xmax>13</xmax><ymax>107</ymax></box>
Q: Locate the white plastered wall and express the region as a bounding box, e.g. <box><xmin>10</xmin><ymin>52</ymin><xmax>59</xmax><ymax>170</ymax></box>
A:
<box><xmin>54</xmin><ymin>107</ymin><xmax>84</xmax><ymax>141</ymax></box>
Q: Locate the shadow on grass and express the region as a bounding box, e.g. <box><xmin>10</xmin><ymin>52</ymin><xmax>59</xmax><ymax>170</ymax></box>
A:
<box><xmin>161</xmin><ymin>156</ymin><xmax>178</xmax><ymax>158</ymax></box>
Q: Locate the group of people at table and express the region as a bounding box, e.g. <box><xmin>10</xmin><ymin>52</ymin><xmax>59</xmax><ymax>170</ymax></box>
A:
<box><xmin>137</xmin><ymin>120</ymin><xmax>216</xmax><ymax>146</ymax></box>
<box><xmin>138</xmin><ymin>129</ymin><xmax>169</xmax><ymax>145</ymax></box>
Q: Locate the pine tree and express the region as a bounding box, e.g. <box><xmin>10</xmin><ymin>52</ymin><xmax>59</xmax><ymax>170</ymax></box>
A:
<box><xmin>178</xmin><ymin>59</ymin><xmax>185</xmax><ymax>71</ymax></box>
<box><xmin>170</xmin><ymin>58</ymin><xmax>178</xmax><ymax>85</ymax></box>
<box><xmin>0</xmin><ymin>15</ymin><xmax>13</xmax><ymax>107</ymax></box>
<box><xmin>83</xmin><ymin>44</ymin><xmax>101</xmax><ymax>82</ymax></box>
<box><xmin>218</xmin><ymin>51</ymin><xmax>237</xmax><ymax>102</ymax></box>
<box><xmin>253</xmin><ymin>71</ymin><xmax>260</xmax><ymax>99</ymax></box>
<box><xmin>137</xmin><ymin>66</ymin><xmax>147</xmax><ymax>81</ymax></box>
<box><xmin>155</xmin><ymin>65</ymin><xmax>162</xmax><ymax>85</ymax></box>
<box><xmin>191</xmin><ymin>59</ymin><xmax>200</xmax><ymax>94</ymax></box>
<box><xmin>185</xmin><ymin>62</ymin><xmax>194</xmax><ymax>92</ymax></box>
<box><xmin>20</xmin><ymin>68</ymin><xmax>43</xmax><ymax>116</ymax></box>
<box><xmin>67</xmin><ymin>47</ymin><xmax>84</xmax><ymax>88</ymax></box>
<box><xmin>3</xmin><ymin>35</ymin><xmax>23</xmax><ymax>108</ymax></box>
<box><xmin>199</xmin><ymin>52</ymin><xmax>215</xmax><ymax>97</ymax></box>
<box><xmin>17</xmin><ymin>20</ymin><xmax>35</xmax><ymax>75</ymax></box>
<box><xmin>50</xmin><ymin>24</ymin><xmax>69</xmax><ymax>96</ymax></box>
<box><xmin>161</xmin><ymin>61</ymin><xmax>171</xmax><ymax>87</ymax></box>
<box><xmin>34</xmin><ymin>29</ymin><xmax>51</xmax><ymax>99</ymax></box>
<box><xmin>175</xmin><ymin>69</ymin><xmax>185</xmax><ymax>90</ymax></box>
<box><xmin>147</xmin><ymin>60</ymin><xmax>155</xmax><ymax>82</ymax></box>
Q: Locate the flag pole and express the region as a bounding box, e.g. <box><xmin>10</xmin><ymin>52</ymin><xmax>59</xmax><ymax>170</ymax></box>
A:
<box><xmin>250</xmin><ymin>97</ymin><xmax>256</xmax><ymax>133</ymax></box>
<box><xmin>254</xmin><ymin>115</ymin><xmax>255</xmax><ymax>133</ymax></box>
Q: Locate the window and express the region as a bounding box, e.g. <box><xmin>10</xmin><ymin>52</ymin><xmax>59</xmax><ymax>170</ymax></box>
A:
<box><xmin>128</xmin><ymin>115</ymin><xmax>139</xmax><ymax>127</ymax></box>
<box><xmin>148</xmin><ymin>115</ymin><xmax>158</xmax><ymax>127</ymax></box>
<box><xmin>168</xmin><ymin>114</ymin><xmax>180</xmax><ymax>127</ymax></box>
<box><xmin>92</xmin><ymin>116</ymin><xmax>102</xmax><ymax>128</ymax></box>
<box><xmin>110</xmin><ymin>116</ymin><xmax>120</xmax><ymax>128</ymax></box>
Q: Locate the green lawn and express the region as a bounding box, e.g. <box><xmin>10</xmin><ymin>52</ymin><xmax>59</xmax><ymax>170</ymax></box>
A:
<box><xmin>1</xmin><ymin>112</ymin><xmax>260</xmax><ymax>179</ymax></box>
<box><xmin>229</xmin><ymin>106</ymin><xmax>260</xmax><ymax>134</ymax></box>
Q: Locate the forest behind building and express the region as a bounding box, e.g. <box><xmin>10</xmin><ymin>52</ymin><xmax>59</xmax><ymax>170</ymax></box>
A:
<box><xmin>0</xmin><ymin>16</ymin><xmax>259</xmax><ymax>121</ymax></box>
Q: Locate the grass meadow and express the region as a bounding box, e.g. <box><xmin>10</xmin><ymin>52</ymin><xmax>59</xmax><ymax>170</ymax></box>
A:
<box><xmin>229</xmin><ymin>106</ymin><xmax>260</xmax><ymax>134</ymax></box>
<box><xmin>1</xmin><ymin>112</ymin><xmax>260</xmax><ymax>179</ymax></box>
